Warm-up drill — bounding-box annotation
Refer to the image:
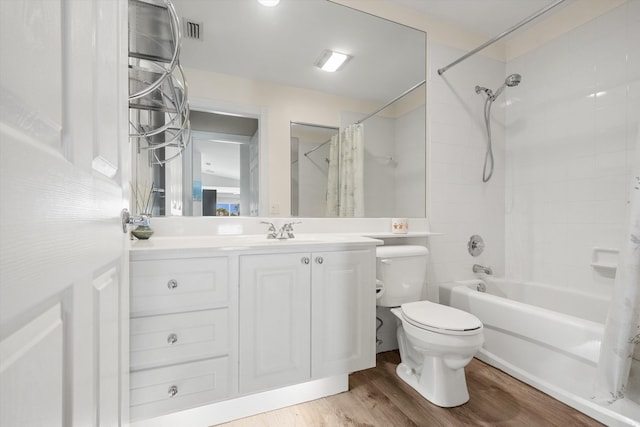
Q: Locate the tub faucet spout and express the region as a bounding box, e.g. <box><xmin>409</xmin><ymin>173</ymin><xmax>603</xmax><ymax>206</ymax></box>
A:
<box><xmin>473</xmin><ymin>264</ymin><xmax>493</xmax><ymax>275</ymax></box>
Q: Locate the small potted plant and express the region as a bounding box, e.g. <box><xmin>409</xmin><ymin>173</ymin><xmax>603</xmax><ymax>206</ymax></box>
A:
<box><xmin>130</xmin><ymin>180</ymin><xmax>156</xmax><ymax>239</ymax></box>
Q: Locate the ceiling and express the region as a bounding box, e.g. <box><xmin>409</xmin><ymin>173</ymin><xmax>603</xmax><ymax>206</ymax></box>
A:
<box><xmin>173</xmin><ymin>0</ymin><xmax>570</xmax><ymax>106</ymax></box>
<box><xmin>173</xmin><ymin>0</ymin><xmax>426</xmax><ymax>103</ymax></box>
<box><xmin>386</xmin><ymin>0</ymin><xmax>568</xmax><ymax>38</ymax></box>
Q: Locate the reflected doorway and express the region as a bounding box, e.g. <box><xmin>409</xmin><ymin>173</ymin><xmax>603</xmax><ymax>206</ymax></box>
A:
<box><xmin>290</xmin><ymin>123</ymin><xmax>339</xmax><ymax>217</ymax></box>
<box><xmin>188</xmin><ymin>110</ymin><xmax>259</xmax><ymax>217</ymax></box>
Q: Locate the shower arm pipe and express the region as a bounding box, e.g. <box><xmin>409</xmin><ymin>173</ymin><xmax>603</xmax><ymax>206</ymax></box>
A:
<box><xmin>437</xmin><ymin>0</ymin><xmax>567</xmax><ymax>76</ymax></box>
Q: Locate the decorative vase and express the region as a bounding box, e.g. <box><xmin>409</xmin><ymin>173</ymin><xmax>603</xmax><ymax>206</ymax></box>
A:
<box><xmin>131</xmin><ymin>224</ymin><xmax>154</xmax><ymax>240</ymax></box>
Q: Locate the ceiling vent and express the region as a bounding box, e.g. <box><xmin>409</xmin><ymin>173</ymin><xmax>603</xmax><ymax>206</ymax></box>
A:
<box><xmin>184</xmin><ymin>19</ymin><xmax>203</xmax><ymax>40</ymax></box>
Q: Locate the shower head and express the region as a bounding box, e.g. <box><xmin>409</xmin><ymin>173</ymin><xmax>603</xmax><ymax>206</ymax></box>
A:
<box><xmin>491</xmin><ymin>73</ymin><xmax>522</xmax><ymax>100</ymax></box>
<box><xmin>505</xmin><ymin>73</ymin><xmax>522</xmax><ymax>87</ymax></box>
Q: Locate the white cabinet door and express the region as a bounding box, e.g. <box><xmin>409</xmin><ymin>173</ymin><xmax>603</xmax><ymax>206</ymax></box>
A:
<box><xmin>311</xmin><ymin>249</ymin><xmax>376</xmax><ymax>378</ymax></box>
<box><xmin>0</xmin><ymin>0</ymin><xmax>128</xmax><ymax>425</ymax></box>
<box><xmin>239</xmin><ymin>253</ymin><xmax>311</xmax><ymax>394</ymax></box>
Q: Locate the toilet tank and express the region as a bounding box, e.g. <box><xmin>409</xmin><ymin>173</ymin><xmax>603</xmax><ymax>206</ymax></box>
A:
<box><xmin>376</xmin><ymin>245</ymin><xmax>429</xmax><ymax>307</ymax></box>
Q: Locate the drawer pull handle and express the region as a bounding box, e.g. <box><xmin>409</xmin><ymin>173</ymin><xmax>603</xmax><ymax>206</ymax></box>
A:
<box><xmin>301</xmin><ymin>257</ymin><xmax>310</xmax><ymax>265</ymax></box>
<box><xmin>167</xmin><ymin>333</ymin><xmax>178</xmax><ymax>345</ymax></box>
<box><xmin>167</xmin><ymin>279</ymin><xmax>178</xmax><ymax>289</ymax></box>
<box><xmin>315</xmin><ymin>256</ymin><xmax>324</xmax><ymax>264</ymax></box>
<box><xmin>168</xmin><ymin>385</ymin><xmax>178</xmax><ymax>397</ymax></box>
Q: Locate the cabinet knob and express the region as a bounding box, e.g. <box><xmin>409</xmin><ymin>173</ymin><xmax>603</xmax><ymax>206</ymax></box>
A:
<box><xmin>168</xmin><ymin>385</ymin><xmax>178</xmax><ymax>397</ymax></box>
<box><xmin>167</xmin><ymin>279</ymin><xmax>178</xmax><ymax>289</ymax></box>
<box><xmin>315</xmin><ymin>256</ymin><xmax>324</xmax><ymax>264</ymax></box>
<box><xmin>301</xmin><ymin>257</ymin><xmax>310</xmax><ymax>265</ymax></box>
<box><xmin>167</xmin><ymin>333</ymin><xmax>178</xmax><ymax>345</ymax></box>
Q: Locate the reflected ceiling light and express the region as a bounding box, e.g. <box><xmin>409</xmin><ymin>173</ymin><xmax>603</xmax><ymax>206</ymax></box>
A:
<box><xmin>257</xmin><ymin>0</ymin><xmax>280</xmax><ymax>6</ymax></box>
<box><xmin>314</xmin><ymin>49</ymin><xmax>352</xmax><ymax>72</ymax></box>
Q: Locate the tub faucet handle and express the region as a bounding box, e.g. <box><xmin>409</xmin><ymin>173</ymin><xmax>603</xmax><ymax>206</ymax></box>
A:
<box><xmin>472</xmin><ymin>264</ymin><xmax>493</xmax><ymax>275</ymax></box>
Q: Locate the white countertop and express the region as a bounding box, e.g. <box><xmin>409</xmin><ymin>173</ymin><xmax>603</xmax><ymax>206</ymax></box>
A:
<box><xmin>130</xmin><ymin>233</ymin><xmax>385</xmax><ymax>257</ymax></box>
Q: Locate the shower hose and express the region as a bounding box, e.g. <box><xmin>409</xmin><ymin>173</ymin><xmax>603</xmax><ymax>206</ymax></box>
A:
<box><xmin>482</xmin><ymin>96</ymin><xmax>495</xmax><ymax>183</ymax></box>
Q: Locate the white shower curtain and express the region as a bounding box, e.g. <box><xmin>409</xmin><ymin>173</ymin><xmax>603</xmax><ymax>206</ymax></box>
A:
<box><xmin>594</xmin><ymin>124</ymin><xmax>640</xmax><ymax>404</ymax></box>
<box><xmin>325</xmin><ymin>123</ymin><xmax>364</xmax><ymax>217</ymax></box>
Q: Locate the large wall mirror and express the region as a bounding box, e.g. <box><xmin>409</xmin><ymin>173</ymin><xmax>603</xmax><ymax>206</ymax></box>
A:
<box><xmin>139</xmin><ymin>0</ymin><xmax>426</xmax><ymax>217</ymax></box>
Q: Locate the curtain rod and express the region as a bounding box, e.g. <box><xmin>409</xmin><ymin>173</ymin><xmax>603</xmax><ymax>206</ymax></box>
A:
<box><xmin>356</xmin><ymin>79</ymin><xmax>425</xmax><ymax>124</ymax></box>
<box><xmin>290</xmin><ymin>121</ymin><xmax>339</xmax><ymax>131</ymax></box>
<box><xmin>437</xmin><ymin>0</ymin><xmax>568</xmax><ymax>76</ymax></box>
<box><xmin>298</xmin><ymin>79</ymin><xmax>426</xmax><ymax>158</ymax></box>
<box><xmin>303</xmin><ymin>137</ymin><xmax>332</xmax><ymax>157</ymax></box>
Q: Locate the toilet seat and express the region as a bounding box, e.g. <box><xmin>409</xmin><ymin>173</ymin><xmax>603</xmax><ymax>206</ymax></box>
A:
<box><xmin>401</xmin><ymin>301</ymin><xmax>482</xmax><ymax>336</ymax></box>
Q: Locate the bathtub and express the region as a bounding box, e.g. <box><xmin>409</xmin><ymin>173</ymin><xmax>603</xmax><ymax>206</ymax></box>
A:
<box><xmin>439</xmin><ymin>278</ymin><xmax>640</xmax><ymax>427</ymax></box>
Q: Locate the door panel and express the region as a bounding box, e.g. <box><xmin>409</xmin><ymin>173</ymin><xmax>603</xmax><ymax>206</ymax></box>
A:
<box><xmin>311</xmin><ymin>250</ymin><xmax>376</xmax><ymax>377</ymax></box>
<box><xmin>0</xmin><ymin>304</ymin><xmax>64</xmax><ymax>427</ymax></box>
<box><xmin>239</xmin><ymin>253</ymin><xmax>311</xmax><ymax>394</ymax></box>
<box><xmin>0</xmin><ymin>0</ymin><xmax>128</xmax><ymax>425</ymax></box>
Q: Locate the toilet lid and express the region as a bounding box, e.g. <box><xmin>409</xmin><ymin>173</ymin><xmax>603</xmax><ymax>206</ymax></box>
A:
<box><xmin>401</xmin><ymin>301</ymin><xmax>483</xmax><ymax>336</ymax></box>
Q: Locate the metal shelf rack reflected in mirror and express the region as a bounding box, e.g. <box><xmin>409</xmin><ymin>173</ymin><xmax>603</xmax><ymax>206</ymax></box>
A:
<box><xmin>129</xmin><ymin>0</ymin><xmax>191</xmax><ymax>166</ymax></box>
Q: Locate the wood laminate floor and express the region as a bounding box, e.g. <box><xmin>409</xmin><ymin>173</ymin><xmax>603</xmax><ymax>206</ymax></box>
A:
<box><xmin>217</xmin><ymin>351</ymin><xmax>603</xmax><ymax>427</ymax></box>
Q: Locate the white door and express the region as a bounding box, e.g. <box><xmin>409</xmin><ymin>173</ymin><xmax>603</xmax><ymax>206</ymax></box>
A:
<box><xmin>311</xmin><ymin>250</ymin><xmax>376</xmax><ymax>378</ymax></box>
<box><xmin>0</xmin><ymin>1</ymin><xmax>129</xmax><ymax>426</ymax></box>
<box><xmin>239</xmin><ymin>253</ymin><xmax>311</xmax><ymax>394</ymax></box>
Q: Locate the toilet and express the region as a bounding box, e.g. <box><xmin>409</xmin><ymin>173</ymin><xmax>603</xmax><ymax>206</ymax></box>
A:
<box><xmin>376</xmin><ymin>245</ymin><xmax>484</xmax><ymax>408</ymax></box>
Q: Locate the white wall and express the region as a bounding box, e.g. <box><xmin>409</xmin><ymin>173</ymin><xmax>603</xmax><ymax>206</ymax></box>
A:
<box><xmin>394</xmin><ymin>105</ymin><xmax>426</xmax><ymax>217</ymax></box>
<box><xmin>504</xmin><ymin>1</ymin><xmax>640</xmax><ymax>296</ymax></box>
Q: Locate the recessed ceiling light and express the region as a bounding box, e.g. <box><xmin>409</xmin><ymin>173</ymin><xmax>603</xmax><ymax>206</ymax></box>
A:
<box><xmin>314</xmin><ymin>49</ymin><xmax>352</xmax><ymax>72</ymax></box>
<box><xmin>257</xmin><ymin>0</ymin><xmax>280</xmax><ymax>7</ymax></box>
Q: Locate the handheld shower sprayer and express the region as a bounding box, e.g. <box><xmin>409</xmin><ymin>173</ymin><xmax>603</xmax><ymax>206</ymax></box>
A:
<box><xmin>476</xmin><ymin>73</ymin><xmax>522</xmax><ymax>182</ymax></box>
<box><xmin>476</xmin><ymin>74</ymin><xmax>521</xmax><ymax>102</ymax></box>
<box><xmin>493</xmin><ymin>73</ymin><xmax>521</xmax><ymax>100</ymax></box>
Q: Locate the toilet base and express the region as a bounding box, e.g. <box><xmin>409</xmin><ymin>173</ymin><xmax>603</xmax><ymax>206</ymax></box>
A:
<box><xmin>396</xmin><ymin>360</ymin><xmax>469</xmax><ymax>408</ymax></box>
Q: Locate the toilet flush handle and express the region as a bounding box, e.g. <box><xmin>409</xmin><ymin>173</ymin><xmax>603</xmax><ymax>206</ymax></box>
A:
<box><xmin>380</xmin><ymin>258</ymin><xmax>392</xmax><ymax>265</ymax></box>
<box><xmin>375</xmin><ymin>279</ymin><xmax>385</xmax><ymax>300</ymax></box>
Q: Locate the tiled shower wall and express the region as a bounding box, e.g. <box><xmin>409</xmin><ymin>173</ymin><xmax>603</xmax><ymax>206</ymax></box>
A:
<box><xmin>505</xmin><ymin>1</ymin><xmax>640</xmax><ymax>296</ymax></box>
<box><xmin>426</xmin><ymin>1</ymin><xmax>639</xmax><ymax>300</ymax></box>
<box><xmin>426</xmin><ymin>43</ymin><xmax>507</xmax><ymax>297</ymax></box>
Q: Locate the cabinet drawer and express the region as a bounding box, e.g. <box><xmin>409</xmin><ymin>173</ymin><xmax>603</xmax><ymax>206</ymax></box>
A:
<box><xmin>130</xmin><ymin>357</ymin><xmax>229</xmax><ymax>421</ymax></box>
<box><xmin>130</xmin><ymin>257</ymin><xmax>228</xmax><ymax>315</ymax></box>
<box><xmin>130</xmin><ymin>309</ymin><xmax>228</xmax><ymax>370</ymax></box>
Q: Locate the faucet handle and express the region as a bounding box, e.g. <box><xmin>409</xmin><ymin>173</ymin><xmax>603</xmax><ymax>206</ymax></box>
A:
<box><xmin>260</xmin><ymin>221</ymin><xmax>277</xmax><ymax>238</ymax></box>
<box><xmin>283</xmin><ymin>221</ymin><xmax>301</xmax><ymax>238</ymax></box>
<box><xmin>260</xmin><ymin>221</ymin><xmax>275</xmax><ymax>230</ymax></box>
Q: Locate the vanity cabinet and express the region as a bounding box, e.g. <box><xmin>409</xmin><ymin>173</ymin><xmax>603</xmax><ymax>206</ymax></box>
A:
<box><xmin>128</xmin><ymin>237</ymin><xmax>378</xmax><ymax>424</ymax></box>
<box><xmin>239</xmin><ymin>249</ymin><xmax>375</xmax><ymax>394</ymax></box>
<box><xmin>129</xmin><ymin>256</ymin><xmax>233</xmax><ymax>421</ymax></box>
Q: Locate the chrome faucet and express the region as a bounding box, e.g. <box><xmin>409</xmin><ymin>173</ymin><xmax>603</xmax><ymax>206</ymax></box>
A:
<box><xmin>261</xmin><ymin>221</ymin><xmax>301</xmax><ymax>239</ymax></box>
<box><xmin>277</xmin><ymin>221</ymin><xmax>301</xmax><ymax>239</ymax></box>
<box><xmin>472</xmin><ymin>264</ymin><xmax>493</xmax><ymax>275</ymax></box>
<box><xmin>260</xmin><ymin>221</ymin><xmax>278</xmax><ymax>239</ymax></box>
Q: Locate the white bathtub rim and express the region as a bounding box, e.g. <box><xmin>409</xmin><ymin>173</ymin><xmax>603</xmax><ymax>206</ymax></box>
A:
<box><xmin>476</xmin><ymin>349</ymin><xmax>640</xmax><ymax>427</ymax></box>
<box><xmin>447</xmin><ymin>283</ymin><xmax>604</xmax><ymax>364</ymax></box>
<box><xmin>446</xmin><ymin>278</ymin><xmax>609</xmax><ymax>324</ymax></box>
